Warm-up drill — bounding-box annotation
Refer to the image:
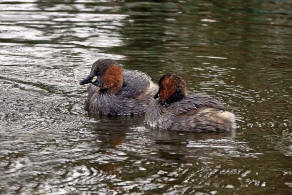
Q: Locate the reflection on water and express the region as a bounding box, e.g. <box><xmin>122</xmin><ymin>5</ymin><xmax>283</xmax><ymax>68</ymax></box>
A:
<box><xmin>0</xmin><ymin>0</ymin><xmax>292</xmax><ymax>194</ymax></box>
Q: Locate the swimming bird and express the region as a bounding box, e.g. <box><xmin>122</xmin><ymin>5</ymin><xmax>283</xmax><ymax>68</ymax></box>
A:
<box><xmin>80</xmin><ymin>59</ymin><xmax>158</xmax><ymax>117</ymax></box>
<box><xmin>145</xmin><ymin>74</ymin><xmax>235</xmax><ymax>132</ymax></box>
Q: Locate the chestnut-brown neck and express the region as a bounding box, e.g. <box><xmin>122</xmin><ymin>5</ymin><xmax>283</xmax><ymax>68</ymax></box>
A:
<box><xmin>101</xmin><ymin>65</ymin><xmax>123</xmax><ymax>94</ymax></box>
<box><xmin>157</xmin><ymin>75</ymin><xmax>186</xmax><ymax>104</ymax></box>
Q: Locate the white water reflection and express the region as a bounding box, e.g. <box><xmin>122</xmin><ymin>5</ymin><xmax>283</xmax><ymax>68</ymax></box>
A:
<box><xmin>1</xmin><ymin>0</ymin><xmax>292</xmax><ymax>194</ymax></box>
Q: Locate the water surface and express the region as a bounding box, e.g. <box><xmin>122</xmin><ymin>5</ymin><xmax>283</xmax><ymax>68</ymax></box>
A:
<box><xmin>0</xmin><ymin>0</ymin><xmax>292</xmax><ymax>194</ymax></box>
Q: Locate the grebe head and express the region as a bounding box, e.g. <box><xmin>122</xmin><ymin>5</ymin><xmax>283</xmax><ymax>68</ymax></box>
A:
<box><xmin>154</xmin><ymin>74</ymin><xmax>186</xmax><ymax>105</ymax></box>
<box><xmin>80</xmin><ymin>59</ymin><xmax>123</xmax><ymax>94</ymax></box>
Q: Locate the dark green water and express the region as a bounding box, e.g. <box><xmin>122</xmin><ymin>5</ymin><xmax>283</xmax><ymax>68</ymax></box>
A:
<box><xmin>0</xmin><ymin>0</ymin><xmax>291</xmax><ymax>194</ymax></box>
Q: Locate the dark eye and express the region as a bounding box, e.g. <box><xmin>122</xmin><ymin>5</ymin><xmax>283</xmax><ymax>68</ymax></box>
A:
<box><xmin>94</xmin><ymin>69</ymin><xmax>100</xmax><ymax>75</ymax></box>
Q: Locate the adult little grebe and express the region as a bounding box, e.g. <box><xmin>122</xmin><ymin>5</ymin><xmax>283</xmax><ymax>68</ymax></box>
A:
<box><xmin>80</xmin><ymin>59</ymin><xmax>157</xmax><ymax>117</ymax></box>
<box><xmin>145</xmin><ymin>74</ymin><xmax>235</xmax><ymax>132</ymax></box>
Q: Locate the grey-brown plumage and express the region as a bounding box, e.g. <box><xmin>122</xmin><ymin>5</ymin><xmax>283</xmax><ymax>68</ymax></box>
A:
<box><xmin>80</xmin><ymin>59</ymin><xmax>157</xmax><ymax>117</ymax></box>
<box><xmin>145</xmin><ymin>75</ymin><xmax>235</xmax><ymax>132</ymax></box>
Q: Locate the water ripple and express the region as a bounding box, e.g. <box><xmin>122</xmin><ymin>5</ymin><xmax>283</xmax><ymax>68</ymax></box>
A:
<box><xmin>1</xmin><ymin>0</ymin><xmax>292</xmax><ymax>194</ymax></box>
